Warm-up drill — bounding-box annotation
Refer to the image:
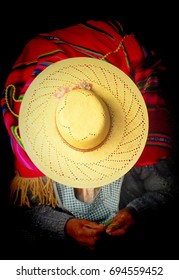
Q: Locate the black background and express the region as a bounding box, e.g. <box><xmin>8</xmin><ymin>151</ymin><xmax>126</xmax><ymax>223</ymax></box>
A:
<box><xmin>1</xmin><ymin>4</ymin><xmax>178</xmax><ymax>190</ymax></box>
<box><xmin>0</xmin><ymin>3</ymin><xmax>179</xmax><ymax>259</ymax></box>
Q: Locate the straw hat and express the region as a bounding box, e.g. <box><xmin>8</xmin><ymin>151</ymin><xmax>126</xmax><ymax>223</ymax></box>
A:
<box><xmin>19</xmin><ymin>57</ymin><xmax>148</xmax><ymax>188</ymax></box>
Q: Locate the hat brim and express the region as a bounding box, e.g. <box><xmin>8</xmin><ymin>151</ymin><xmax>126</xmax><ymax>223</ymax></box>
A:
<box><xmin>19</xmin><ymin>57</ymin><xmax>148</xmax><ymax>188</ymax></box>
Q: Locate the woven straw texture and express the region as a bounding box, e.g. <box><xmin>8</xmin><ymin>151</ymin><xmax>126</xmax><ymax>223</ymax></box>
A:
<box><xmin>19</xmin><ymin>58</ymin><xmax>148</xmax><ymax>188</ymax></box>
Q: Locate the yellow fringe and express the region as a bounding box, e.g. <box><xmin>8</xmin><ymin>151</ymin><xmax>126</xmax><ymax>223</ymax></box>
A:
<box><xmin>9</xmin><ymin>176</ymin><xmax>59</xmax><ymax>208</ymax></box>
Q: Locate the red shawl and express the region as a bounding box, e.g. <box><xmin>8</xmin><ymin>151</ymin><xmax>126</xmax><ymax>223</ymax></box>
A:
<box><xmin>1</xmin><ymin>20</ymin><xmax>174</xmax><ymax>206</ymax></box>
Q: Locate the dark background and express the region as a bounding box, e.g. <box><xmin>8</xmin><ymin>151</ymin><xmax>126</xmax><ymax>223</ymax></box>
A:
<box><xmin>0</xmin><ymin>4</ymin><xmax>179</xmax><ymax>259</ymax></box>
<box><xmin>1</xmin><ymin>5</ymin><xmax>178</xmax><ymax>196</ymax></box>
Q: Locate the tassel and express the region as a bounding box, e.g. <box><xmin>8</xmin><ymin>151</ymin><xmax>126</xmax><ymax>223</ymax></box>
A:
<box><xmin>9</xmin><ymin>175</ymin><xmax>59</xmax><ymax>208</ymax></box>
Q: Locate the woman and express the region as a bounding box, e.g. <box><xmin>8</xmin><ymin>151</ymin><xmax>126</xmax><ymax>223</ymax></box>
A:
<box><xmin>1</xmin><ymin>19</ymin><xmax>178</xmax><ymax>260</ymax></box>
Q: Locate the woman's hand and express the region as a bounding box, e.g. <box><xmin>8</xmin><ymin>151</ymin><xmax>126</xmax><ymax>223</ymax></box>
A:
<box><xmin>106</xmin><ymin>207</ymin><xmax>138</xmax><ymax>236</ymax></box>
<box><xmin>65</xmin><ymin>218</ymin><xmax>106</xmax><ymax>250</ymax></box>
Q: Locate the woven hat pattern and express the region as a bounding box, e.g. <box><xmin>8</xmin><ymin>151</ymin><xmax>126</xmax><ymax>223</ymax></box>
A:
<box><xmin>19</xmin><ymin>58</ymin><xmax>148</xmax><ymax>188</ymax></box>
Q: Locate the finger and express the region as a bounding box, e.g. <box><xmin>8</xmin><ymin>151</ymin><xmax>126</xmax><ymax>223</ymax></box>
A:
<box><xmin>106</xmin><ymin>227</ymin><xmax>126</xmax><ymax>236</ymax></box>
<box><xmin>85</xmin><ymin>227</ymin><xmax>105</xmax><ymax>238</ymax></box>
<box><xmin>106</xmin><ymin>222</ymin><xmax>125</xmax><ymax>234</ymax></box>
<box><xmin>84</xmin><ymin>221</ymin><xmax>106</xmax><ymax>231</ymax></box>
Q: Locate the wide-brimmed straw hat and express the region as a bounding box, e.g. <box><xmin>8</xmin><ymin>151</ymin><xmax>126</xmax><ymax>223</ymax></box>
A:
<box><xmin>19</xmin><ymin>57</ymin><xmax>148</xmax><ymax>188</ymax></box>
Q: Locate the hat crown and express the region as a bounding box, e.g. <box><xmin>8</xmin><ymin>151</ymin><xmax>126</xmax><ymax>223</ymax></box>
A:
<box><xmin>56</xmin><ymin>89</ymin><xmax>111</xmax><ymax>150</ymax></box>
